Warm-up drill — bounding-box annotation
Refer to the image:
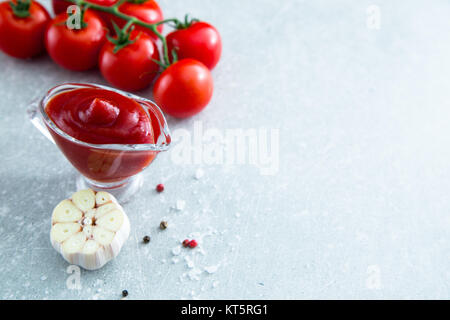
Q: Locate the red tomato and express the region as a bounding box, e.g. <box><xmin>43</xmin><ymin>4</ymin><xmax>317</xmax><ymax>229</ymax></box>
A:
<box><xmin>52</xmin><ymin>0</ymin><xmax>163</xmax><ymax>40</ymax></box>
<box><xmin>45</xmin><ymin>11</ymin><xmax>107</xmax><ymax>71</ymax></box>
<box><xmin>52</xmin><ymin>0</ymin><xmax>116</xmax><ymax>14</ymax></box>
<box><xmin>99</xmin><ymin>31</ymin><xmax>160</xmax><ymax>91</ymax></box>
<box><xmin>0</xmin><ymin>0</ymin><xmax>50</xmax><ymax>59</ymax></box>
<box><xmin>51</xmin><ymin>0</ymin><xmax>69</xmax><ymax>14</ymax></box>
<box><xmin>153</xmin><ymin>59</ymin><xmax>213</xmax><ymax>118</ymax></box>
<box><xmin>166</xmin><ymin>21</ymin><xmax>221</xmax><ymax>70</ymax></box>
<box><xmin>112</xmin><ymin>0</ymin><xmax>163</xmax><ymax>41</ymax></box>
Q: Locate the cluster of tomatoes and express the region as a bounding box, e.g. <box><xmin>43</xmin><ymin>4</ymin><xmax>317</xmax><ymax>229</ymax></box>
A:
<box><xmin>0</xmin><ymin>0</ymin><xmax>222</xmax><ymax>118</ymax></box>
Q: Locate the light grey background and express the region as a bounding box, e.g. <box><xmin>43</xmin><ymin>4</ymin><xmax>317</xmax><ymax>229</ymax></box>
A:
<box><xmin>1</xmin><ymin>0</ymin><xmax>450</xmax><ymax>299</ymax></box>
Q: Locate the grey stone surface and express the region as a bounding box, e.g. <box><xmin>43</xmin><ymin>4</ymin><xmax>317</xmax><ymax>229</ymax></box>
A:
<box><xmin>1</xmin><ymin>0</ymin><xmax>450</xmax><ymax>299</ymax></box>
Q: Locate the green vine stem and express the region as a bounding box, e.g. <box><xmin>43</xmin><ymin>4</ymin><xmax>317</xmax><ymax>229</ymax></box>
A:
<box><xmin>67</xmin><ymin>0</ymin><xmax>182</xmax><ymax>67</ymax></box>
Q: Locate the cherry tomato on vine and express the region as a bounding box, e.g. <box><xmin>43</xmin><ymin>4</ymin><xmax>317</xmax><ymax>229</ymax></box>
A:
<box><xmin>52</xmin><ymin>0</ymin><xmax>163</xmax><ymax>40</ymax></box>
<box><xmin>45</xmin><ymin>11</ymin><xmax>107</xmax><ymax>71</ymax></box>
<box><xmin>167</xmin><ymin>21</ymin><xmax>221</xmax><ymax>70</ymax></box>
<box><xmin>153</xmin><ymin>59</ymin><xmax>213</xmax><ymax>118</ymax></box>
<box><xmin>112</xmin><ymin>0</ymin><xmax>163</xmax><ymax>41</ymax></box>
<box><xmin>99</xmin><ymin>30</ymin><xmax>160</xmax><ymax>91</ymax></box>
<box><xmin>0</xmin><ymin>0</ymin><xmax>50</xmax><ymax>59</ymax></box>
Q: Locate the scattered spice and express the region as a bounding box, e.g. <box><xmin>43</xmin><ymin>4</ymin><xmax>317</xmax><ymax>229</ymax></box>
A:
<box><xmin>122</xmin><ymin>290</ymin><xmax>128</xmax><ymax>297</ymax></box>
<box><xmin>143</xmin><ymin>235</ymin><xmax>151</xmax><ymax>243</ymax></box>
<box><xmin>182</xmin><ymin>239</ymin><xmax>198</xmax><ymax>248</ymax></box>
<box><xmin>160</xmin><ymin>221</ymin><xmax>168</xmax><ymax>230</ymax></box>
<box><xmin>188</xmin><ymin>240</ymin><xmax>198</xmax><ymax>248</ymax></box>
<box><xmin>156</xmin><ymin>183</ymin><xmax>164</xmax><ymax>192</ymax></box>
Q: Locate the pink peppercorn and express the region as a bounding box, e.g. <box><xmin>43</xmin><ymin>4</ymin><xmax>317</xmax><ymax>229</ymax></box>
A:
<box><xmin>156</xmin><ymin>183</ymin><xmax>164</xmax><ymax>192</ymax></box>
<box><xmin>188</xmin><ymin>240</ymin><xmax>198</xmax><ymax>248</ymax></box>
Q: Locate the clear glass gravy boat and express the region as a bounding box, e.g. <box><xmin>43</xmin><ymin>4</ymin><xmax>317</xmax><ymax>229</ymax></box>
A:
<box><xmin>28</xmin><ymin>83</ymin><xmax>171</xmax><ymax>202</ymax></box>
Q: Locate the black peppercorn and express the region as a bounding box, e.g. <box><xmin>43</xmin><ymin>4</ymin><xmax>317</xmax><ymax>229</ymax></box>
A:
<box><xmin>143</xmin><ymin>235</ymin><xmax>150</xmax><ymax>243</ymax></box>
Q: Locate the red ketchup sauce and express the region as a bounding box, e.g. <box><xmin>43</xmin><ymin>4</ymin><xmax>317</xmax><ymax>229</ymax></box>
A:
<box><xmin>45</xmin><ymin>88</ymin><xmax>157</xmax><ymax>183</ymax></box>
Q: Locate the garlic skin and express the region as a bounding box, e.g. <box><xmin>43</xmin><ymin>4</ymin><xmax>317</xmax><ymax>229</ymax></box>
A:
<box><xmin>50</xmin><ymin>189</ymin><xmax>130</xmax><ymax>270</ymax></box>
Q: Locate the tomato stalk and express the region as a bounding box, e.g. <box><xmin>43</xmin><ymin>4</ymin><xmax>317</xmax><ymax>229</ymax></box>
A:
<box><xmin>107</xmin><ymin>20</ymin><xmax>136</xmax><ymax>53</ymax></box>
<box><xmin>172</xmin><ymin>14</ymin><xmax>199</xmax><ymax>30</ymax></box>
<box><xmin>76</xmin><ymin>4</ymin><xmax>89</xmax><ymax>28</ymax></box>
<box><xmin>9</xmin><ymin>0</ymin><xmax>31</xmax><ymax>18</ymax></box>
<box><xmin>67</xmin><ymin>0</ymin><xmax>180</xmax><ymax>68</ymax></box>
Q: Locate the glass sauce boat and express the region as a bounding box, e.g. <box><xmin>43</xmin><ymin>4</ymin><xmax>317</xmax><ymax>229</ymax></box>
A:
<box><xmin>28</xmin><ymin>83</ymin><xmax>171</xmax><ymax>202</ymax></box>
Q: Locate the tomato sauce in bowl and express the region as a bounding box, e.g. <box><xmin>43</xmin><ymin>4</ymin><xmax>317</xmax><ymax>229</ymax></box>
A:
<box><xmin>46</xmin><ymin>88</ymin><xmax>154</xmax><ymax>145</ymax></box>
<box><xmin>41</xmin><ymin>84</ymin><xmax>170</xmax><ymax>184</ymax></box>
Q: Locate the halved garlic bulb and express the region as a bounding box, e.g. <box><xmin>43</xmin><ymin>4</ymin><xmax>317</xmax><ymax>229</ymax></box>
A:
<box><xmin>50</xmin><ymin>189</ymin><xmax>130</xmax><ymax>270</ymax></box>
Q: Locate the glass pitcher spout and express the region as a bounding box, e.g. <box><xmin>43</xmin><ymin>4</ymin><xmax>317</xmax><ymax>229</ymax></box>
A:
<box><xmin>28</xmin><ymin>99</ymin><xmax>55</xmax><ymax>144</ymax></box>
